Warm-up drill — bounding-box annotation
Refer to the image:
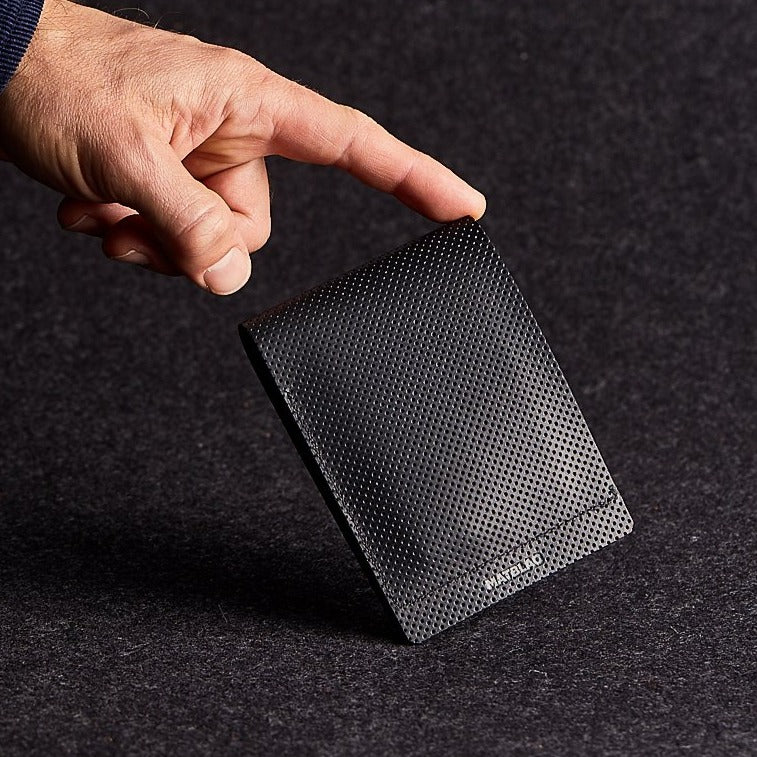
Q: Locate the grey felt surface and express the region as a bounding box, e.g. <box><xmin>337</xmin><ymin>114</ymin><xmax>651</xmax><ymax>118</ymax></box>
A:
<box><xmin>1</xmin><ymin>1</ymin><xmax>755</xmax><ymax>754</ymax></box>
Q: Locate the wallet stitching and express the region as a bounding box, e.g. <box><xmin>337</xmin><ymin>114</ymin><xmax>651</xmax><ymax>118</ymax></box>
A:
<box><xmin>392</xmin><ymin>490</ymin><xmax>622</xmax><ymax>611</ymax></box>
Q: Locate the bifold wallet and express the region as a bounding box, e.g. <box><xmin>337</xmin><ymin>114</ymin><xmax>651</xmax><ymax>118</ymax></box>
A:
<box><xmin>239</xmin><ymin>217</ymin><xmax>633</xmax><ymax>643</ymax></box>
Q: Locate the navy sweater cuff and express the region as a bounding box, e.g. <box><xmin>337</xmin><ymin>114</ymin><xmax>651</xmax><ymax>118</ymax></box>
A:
<box><xmin>0</xmin><ymin>0</ymin><xmax>45</xmax><ymax>94</ymax></box>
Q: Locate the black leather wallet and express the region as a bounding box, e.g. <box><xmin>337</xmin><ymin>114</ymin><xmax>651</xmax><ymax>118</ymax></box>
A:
<box><xmin>239</xmin><ymin>218</ymin><xmax>633</xmax><ymax>643</ymax></box>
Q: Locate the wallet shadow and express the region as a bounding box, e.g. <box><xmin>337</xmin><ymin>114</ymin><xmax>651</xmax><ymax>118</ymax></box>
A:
<box><xmin>4</xmin><ymin>490</ymin><xmax>398</xmax><ymax>642</ymax></box>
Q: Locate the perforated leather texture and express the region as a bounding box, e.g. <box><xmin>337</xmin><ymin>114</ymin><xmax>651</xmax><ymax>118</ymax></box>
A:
<box><xmin>239</xmin><ymin>218</ymin><xmax>633</xmax><ymax>643</ymax></box>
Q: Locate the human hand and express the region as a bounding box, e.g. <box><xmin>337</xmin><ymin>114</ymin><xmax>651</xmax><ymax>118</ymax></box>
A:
<box><xmin>0</xmin><ymin>0</ymin><xmax>486</xmax><ymax>295</ymax></box>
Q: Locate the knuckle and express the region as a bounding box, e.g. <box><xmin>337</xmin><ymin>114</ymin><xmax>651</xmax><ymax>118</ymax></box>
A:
<box><xmin>220</xmin><ymin>46</ymin><xmax>253</xmax><ymax>71</ymax></box>
<box><xmin>179</xmin><ymin>33</ymin><xmax>204</xmax><ymax>47</ymax></box>
<box><xmin>248</xmin><ymin>72</ymin><xmax>297</xmax><ymax>140</ymax></box>
<box><xmin>208</xmin><ymin>45</ymin><xmax>257</xmax><ymax>89</ymax></box>
<box><xmin>343</xmin><ymin>105</ymin><xmax>375</xmax><ymax>129</ymax></box>
<box><xmin>173</xmin><ymin>196</ymin><xmax>229</xmax><ymax>254</ymax></box>
<box><xmin>332</xmin><ymin>106</ymin><xmax>375</xmax><ymax>168</ymax></box>
<box><xmin>212</xmin><ymin>52</ymin><xmax>279</xmax><ymax>137</ymax></box>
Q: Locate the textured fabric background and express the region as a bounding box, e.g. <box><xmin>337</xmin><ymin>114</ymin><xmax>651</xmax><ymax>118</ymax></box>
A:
<box><xmin>1</xmin><ymin>1</ymin><xmax>755</xmax><ymax>754</ymax></box>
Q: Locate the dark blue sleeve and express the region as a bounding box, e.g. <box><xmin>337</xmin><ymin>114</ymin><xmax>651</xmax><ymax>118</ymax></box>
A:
<box><xmin>0</xmin><ymin>0</ymin><xmax>45</xmax><ymax>94</ymax></box>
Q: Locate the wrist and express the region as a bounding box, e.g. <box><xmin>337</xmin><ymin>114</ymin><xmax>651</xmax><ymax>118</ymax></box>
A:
<box><xmin>10</xmin><ymin>0</ymin><xmax>72</xmax><ymax>83</ymax></box>
<box><xmin>0</xmin><ymin>0</ymin><xmax>46</xmax><ymax>95</ymax></box>
<box><xmin>0</xmin><ymin>0</ymin><xmax>76</xmax><ymax>161</ymax></box>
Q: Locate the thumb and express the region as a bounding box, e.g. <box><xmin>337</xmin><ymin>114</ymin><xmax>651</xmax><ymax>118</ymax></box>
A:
<box><xmin>115</xmin><ymin>142</ymin><xmax>251</xmax><ymax>295</ymax></box>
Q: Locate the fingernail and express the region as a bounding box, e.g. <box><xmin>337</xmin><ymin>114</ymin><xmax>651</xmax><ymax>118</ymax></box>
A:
<box><xmin>203</xmin><ymin>247</ymin><xmax>250</xmax><ymax>295</ymax></box>
<box><xmin>112</xmin><ymin>249</ymin><xmax>151</xmax><ymax>267</ymax></box>
<box><xmin>66</xmin><ymin>214</ymin><xmax>100</xmax><ymax>234</ymax></box>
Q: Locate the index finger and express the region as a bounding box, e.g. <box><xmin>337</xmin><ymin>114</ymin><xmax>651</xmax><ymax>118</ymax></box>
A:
<box><xmin>263</xmin><ymin>76</ymin><xmax>486</xmax><ymax>222</ymax></box>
